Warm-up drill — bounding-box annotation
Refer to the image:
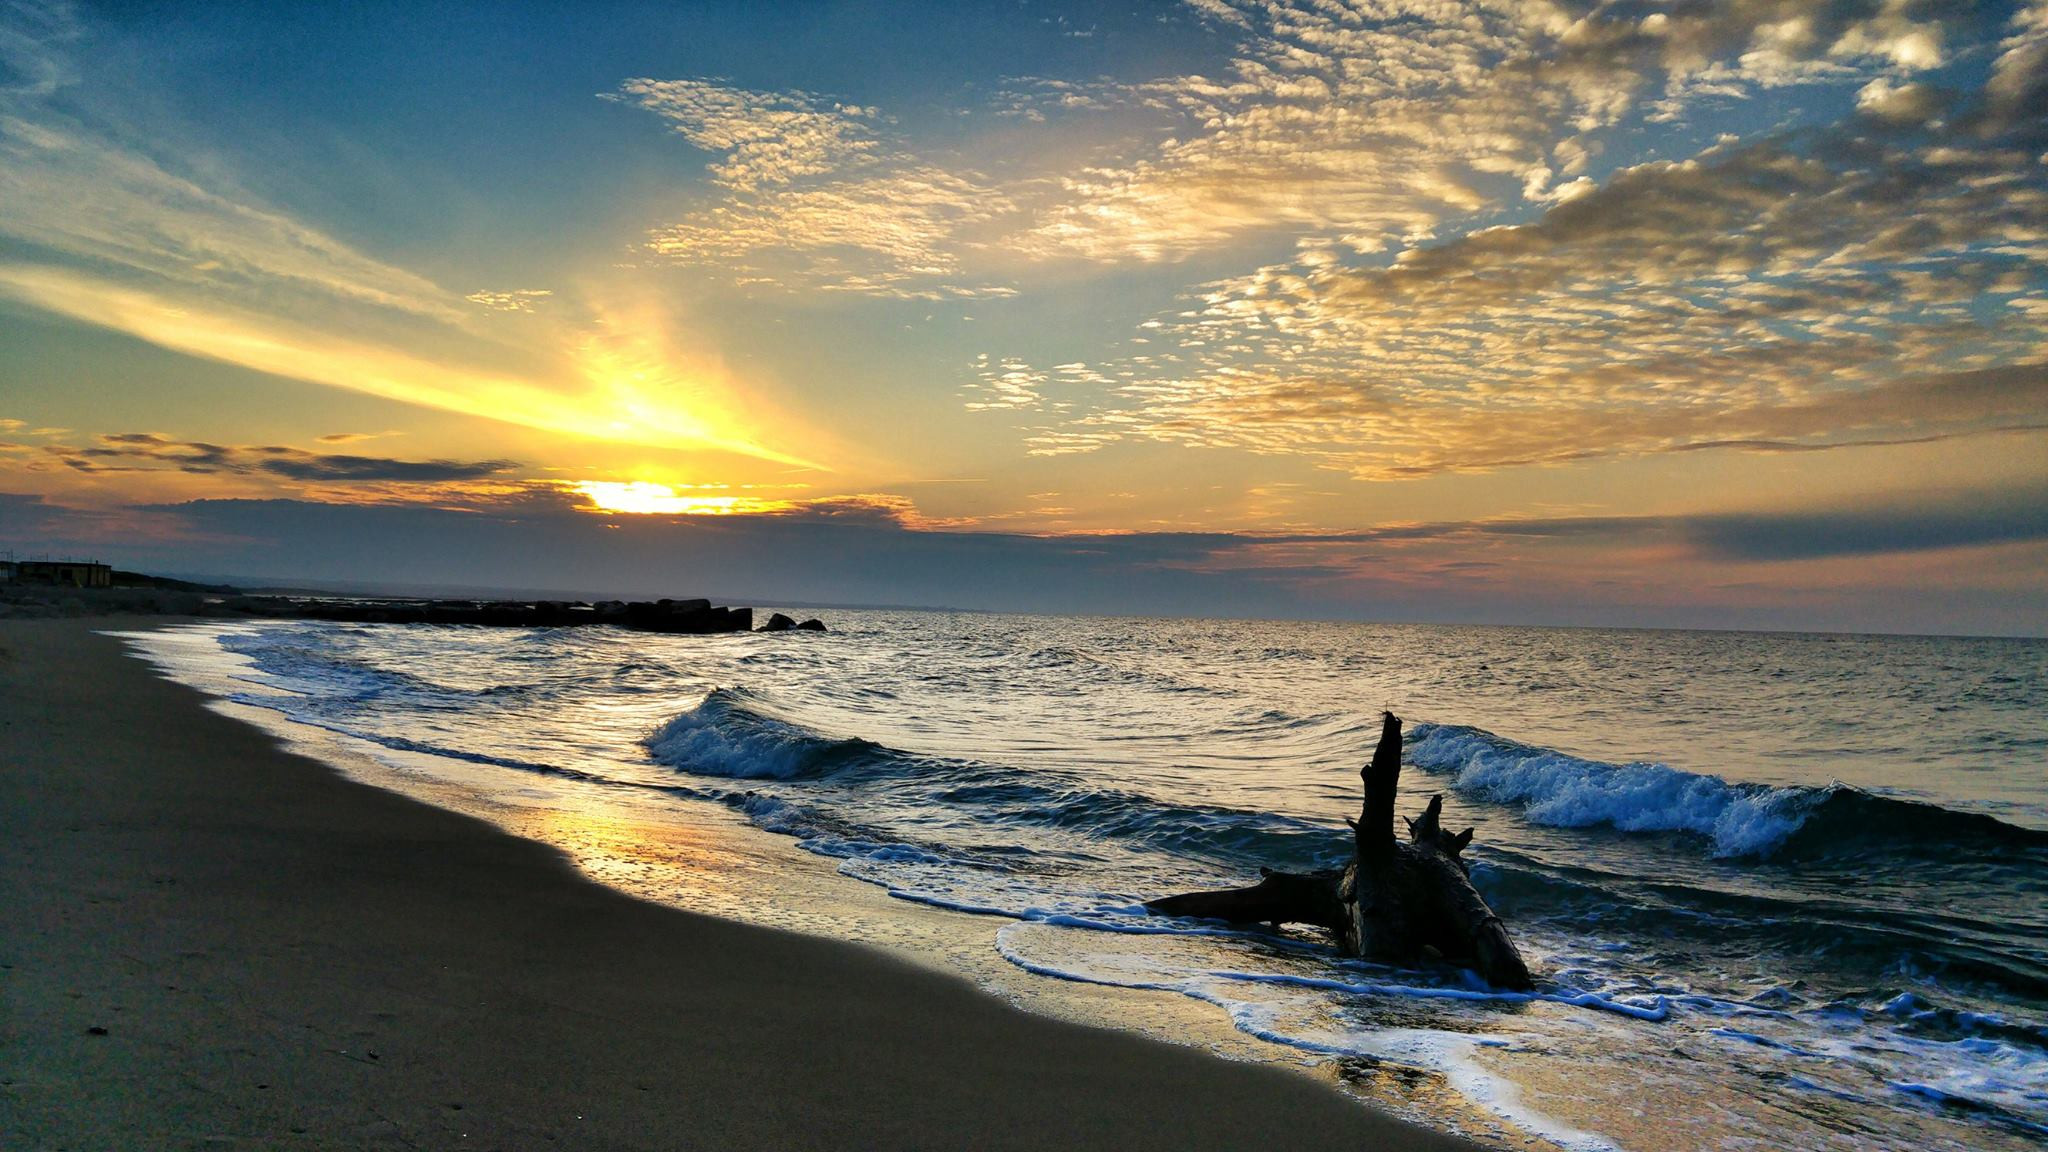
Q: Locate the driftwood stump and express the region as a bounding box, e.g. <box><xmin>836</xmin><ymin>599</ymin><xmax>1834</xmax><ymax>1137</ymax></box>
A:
<box><xmin>1146</xmin><ymin>711</ymin><xmax>1533</xmax><ymax>990</ymax></box>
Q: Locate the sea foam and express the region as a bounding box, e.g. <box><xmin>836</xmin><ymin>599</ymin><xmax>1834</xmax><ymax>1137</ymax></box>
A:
<box><xmin>1409</xmin><ymin>723</ymin><xmax>1815</xmax><ymax>856</ymax></box>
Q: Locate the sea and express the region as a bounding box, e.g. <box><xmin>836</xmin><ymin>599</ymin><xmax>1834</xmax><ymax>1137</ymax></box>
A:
<box><xmin>115</xmin><ymin>611</ymin><xmax>2048</xmax><ymax>1151</ymax></box>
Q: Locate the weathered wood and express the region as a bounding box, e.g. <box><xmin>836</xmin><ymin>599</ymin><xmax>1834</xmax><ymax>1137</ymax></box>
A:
<box><xmin>1146</xmin><ymin>709</ymin><xmax>1534</xmax><ymax>990</ymax></box>
<box><xmin>1144</xmin><ymin>868</ymin><xmax>1348</xmax><ymax>936</ymax></box>
<box><xmin>1355</xmin><ymin>709</ymin><xmax>1402</xmax><ymax>862</ymax></box>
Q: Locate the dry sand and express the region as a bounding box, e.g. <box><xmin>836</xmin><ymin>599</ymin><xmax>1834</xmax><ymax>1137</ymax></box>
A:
<box><xmin>0</xmin><ymin>618</ymin><xmax>1477</xmax><ymax>1151</ymax></box>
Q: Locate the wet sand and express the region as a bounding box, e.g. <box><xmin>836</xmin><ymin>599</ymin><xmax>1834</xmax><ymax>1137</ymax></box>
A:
<box><xmin>0</xmin><ymin>618</ymin><xmax>1476</xmax><ymax>1151</ymax></box>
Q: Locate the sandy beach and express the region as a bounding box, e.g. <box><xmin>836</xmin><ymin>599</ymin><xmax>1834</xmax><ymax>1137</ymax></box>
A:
<box><xmin>0</xmin><ymin>618</ymin><xmax>1474</xmax><ymax>1151</ymax></box>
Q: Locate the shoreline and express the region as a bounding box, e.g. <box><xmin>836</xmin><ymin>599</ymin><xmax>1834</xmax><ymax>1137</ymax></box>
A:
<box><xmin>0</xmin><ymin>617</ymin><xmax>1476</xmax><ymax>1150</ymax></box>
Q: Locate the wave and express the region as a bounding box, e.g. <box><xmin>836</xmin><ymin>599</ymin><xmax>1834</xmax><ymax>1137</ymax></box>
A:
<box><xmin>155</xmin><ymin>618</ymin><xmax>2048</xmax><ymax>1151</ymax></box>
<box><xmin>653</xmin><ymin>694</ymin><xmax>2047</xmax><ymax>1005</ymax></box>
<box><xmin>646</xmin><ymin>687</ymin><xmax>879</xmax><ymax>779</ymax></box>
<box><xmin>645</xmin><ymin>688</ymin><xmax>1352</xmax><ymax>872</ymax></box>
<box><xmin>221</xmin><ymin>632</ymin><xmax>443</xmax><ymax>702</ymax></box>
<box><xmin>220</xmin><ymin>628</ymin><xmax>573</xmax><ymax>710</ymax></box>
<box><xmin>1408</xmin><ymin>722</ymin><xmax>1811</xmax><ymax>856</ymax></box>
<box><xmin>1409</xmin><ymin>723</ymin><xmax>2048</xmax><ymax>862</ymax></box>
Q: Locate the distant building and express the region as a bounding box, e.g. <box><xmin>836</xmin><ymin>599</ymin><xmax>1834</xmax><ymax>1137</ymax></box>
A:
<box><xmin>1</xmin><ymin>558</ymin><xmax>114</xmax><ymax>588</ymax></box>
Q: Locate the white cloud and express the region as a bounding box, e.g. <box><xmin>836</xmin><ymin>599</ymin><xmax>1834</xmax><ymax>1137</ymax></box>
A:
<box><xmin>1008</xmin><ymin>0</ymin><xmax>1995</xmax><ymax>262</ymax></box>
<box><xmin>465</xmin><ymin>288</ymin><xmax>553</xmax><ymax>312</ymax></box>
<box><xmin>964</xmin><ymin>354</ymin><xmax>1049</xmax><ymax>410</ymax></box>
<box><xmin>610</xmin><ymin>78</ymin><xmax>880</xmax><ymax>191</ymax></box>
<box><xmin>614</xmin><ymin>77</ymin><xmax>1017</xmax><ymax>298</ymax></box>
<box><xmin>609</xmin><ymin>2</ymin><xmax>2026</xmax><ymax>303</ymax></box>
<box><xmin>1004</xmin><ymin>81</ymin><xmax>2048</xmax><ymax>478</ymax></box>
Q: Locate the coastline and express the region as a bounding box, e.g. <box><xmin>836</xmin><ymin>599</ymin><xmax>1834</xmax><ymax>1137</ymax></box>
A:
<box><xmin>0</xmin><ymin>618</ymin><xmax>1475</xmax><ymax>1150</ymax></box>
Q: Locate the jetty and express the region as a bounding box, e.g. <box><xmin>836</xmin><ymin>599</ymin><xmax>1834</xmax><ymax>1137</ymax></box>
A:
<box><xmin>224</xmin><ymin>595</ymin><xmax>823</xmax><ymax>634</ymax></box>
<box><xmin>0</xmin><ymin>562</ymin><xmax>830</xmax><ymax>632</ymax></box>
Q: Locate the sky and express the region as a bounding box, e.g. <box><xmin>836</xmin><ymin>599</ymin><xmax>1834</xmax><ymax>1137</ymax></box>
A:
<box><xmin>1</xmin><ymin>0</ymin><xmax>2045</xmax><ymax>634</ymax></box>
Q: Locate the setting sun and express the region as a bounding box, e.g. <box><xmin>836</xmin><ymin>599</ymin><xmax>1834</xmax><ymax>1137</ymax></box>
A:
<box><xmin>569</xmin><ymin>480</ymin><xmax>792</xmax><ymax>516</ymax></box>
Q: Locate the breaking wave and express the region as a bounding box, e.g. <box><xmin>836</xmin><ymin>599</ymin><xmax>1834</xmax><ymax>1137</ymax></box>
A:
<box><xmin>647</xmin><ymin>687</ymin><xmax>879</xmax><ymax>780</ymax></box>
<box><xmin>1409</xmin><ymin>722</ymin><xmax>2048</xmax><ymax>862</ymax></box>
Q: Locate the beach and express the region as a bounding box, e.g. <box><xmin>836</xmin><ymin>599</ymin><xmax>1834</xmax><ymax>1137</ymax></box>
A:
<box><xmin>6</xmin><ymin>0</ymin><xmax>2043</xmax><ymax>1143</ymax></box>
<box><xmin>0</xmin><ymin>617</ymin><xmax>1473</xmax><ymax>1151</ymax></box>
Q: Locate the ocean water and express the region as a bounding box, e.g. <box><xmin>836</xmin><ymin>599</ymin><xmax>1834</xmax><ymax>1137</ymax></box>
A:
<box><xmin>118</xmin><ymin>613</ymin><xmax>2048</xmax><ymax>1150</ymax></box>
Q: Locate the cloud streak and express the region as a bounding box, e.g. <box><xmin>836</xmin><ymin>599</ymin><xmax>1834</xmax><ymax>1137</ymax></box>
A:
<box><xmin>0</xmin><ymin>265</ymin><xmax>812</xmax><ymax>467</ymax></box>
<box><xmin>0</xmin><ymin>9</ymin><xmax>820</xmax><ymax>468</ymax></box>
<box><xmin>20</xmin><ymin>431</ymin><xmax>518</xmax><ymax>484</ymax></box>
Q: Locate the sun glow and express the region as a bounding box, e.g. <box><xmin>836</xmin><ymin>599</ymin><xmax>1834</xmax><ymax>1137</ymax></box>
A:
<box><xmin>0</xmin><ymin>266</ymin><xmax>824</xmax><ymax>470</ymax></box>
<box><xmin>569</xmin><ymin>301</ymin><xmax>821</xmax><ymax>469</ymax></box>
<box><xmin>570</xmin><ymin>480</ymin><xmax>794</xmax><ymax>516</ymax></box>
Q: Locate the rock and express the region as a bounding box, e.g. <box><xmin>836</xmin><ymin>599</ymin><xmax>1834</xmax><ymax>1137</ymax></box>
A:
<box><xmin>620</xmin><ymin>600</ymin><xmax>752</xmax><ymax>633</ymax></box>
<box><xmin>760</xmin><ymin>613</ymin><xmax>797</xmax><ymax>632</ymax></box>
<box><xmin>795</xmin><ymin>618</ymin><xmax>827</xmax><ymax>632</ymax></box>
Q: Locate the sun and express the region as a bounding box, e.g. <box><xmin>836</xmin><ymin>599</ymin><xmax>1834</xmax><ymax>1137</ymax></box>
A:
<box><xmin>569</xmin><ymin>480</ymin><xmax>791</xmax><ymax>516</ymax></box>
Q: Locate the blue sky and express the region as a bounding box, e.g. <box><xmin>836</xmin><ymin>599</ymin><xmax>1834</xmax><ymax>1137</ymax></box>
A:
<box><xmin>3</xmin><ymin>0</ymin><xmax>2046</xmax><ymax>633</ymax></box>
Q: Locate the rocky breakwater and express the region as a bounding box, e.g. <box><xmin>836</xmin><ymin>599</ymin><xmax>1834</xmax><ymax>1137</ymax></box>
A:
<box><xmin>226</xmin><ymin>595</ymin><xmax>758</xmax><ymax>634</ymax></box>
<box><xmin>610</xmin><ymin>598</ymin><xmax>754</xmax><ymax>633</ymax></box>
